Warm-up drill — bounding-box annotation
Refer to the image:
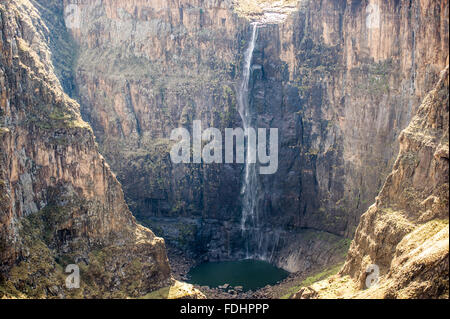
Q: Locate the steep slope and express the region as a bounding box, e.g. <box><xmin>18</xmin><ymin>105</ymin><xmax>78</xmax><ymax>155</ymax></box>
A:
<box><xmin>0</xmin><ymin>0</ymin><xmax>175</xmax><ymax>298</ymax></box>
<box><xmin>294</xmin><ymin>65</ymin><xmax>449</xmax><ymax>299</ymax></box>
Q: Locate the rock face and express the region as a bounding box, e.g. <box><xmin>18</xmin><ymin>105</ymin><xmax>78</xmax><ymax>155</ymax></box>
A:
<box><xmin>294</xmin><ymin>65</ymin><xmax>449</xmax><ymax>299</ymax></box>
<box><xmin>0</xmin><ymin>0</ymin><xmax>172</xmax><ymax>298</ymax></box>
<box><xmin>64</xmin><ymin>0</ymin><xmax>448</xmax><ymax>273</ymax></box>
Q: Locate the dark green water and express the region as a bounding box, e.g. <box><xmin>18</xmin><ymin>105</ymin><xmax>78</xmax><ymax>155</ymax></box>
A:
<box><xmin>187</xmin><ymin>259</ymin><xmax>289</xmax><ymax>292</ymax></box>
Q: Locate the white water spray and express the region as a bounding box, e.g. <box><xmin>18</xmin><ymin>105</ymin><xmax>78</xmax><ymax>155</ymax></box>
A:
<box><xmin>238</xmin><ymin>23</ymin><xmax>259</xmax><ymax>233</ymax></box>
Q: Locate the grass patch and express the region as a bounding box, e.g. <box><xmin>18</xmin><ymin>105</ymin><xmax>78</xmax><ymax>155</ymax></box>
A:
<box><xmin>280</xmin><ymin>263</ymin><xmax>343</xmax><ymax>299</ymax></box>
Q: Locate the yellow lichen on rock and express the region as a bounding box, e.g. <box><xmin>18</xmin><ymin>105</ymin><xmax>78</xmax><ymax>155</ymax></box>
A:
<box><xmin>142</xmin><ymin>280</ymin><xmax>206</xmax><ymax>299</ymax></box>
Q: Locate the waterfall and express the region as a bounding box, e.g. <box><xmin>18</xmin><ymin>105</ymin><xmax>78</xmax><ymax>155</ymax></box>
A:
<box><xmin>236</xmin><ymin>23</ymin><xmax>281</xmax><ymax>263</ymax></box>
<box><xmin>237</xmin><ymin>23</ymin><xmax>259</xmax><ymax>237</ymax></box>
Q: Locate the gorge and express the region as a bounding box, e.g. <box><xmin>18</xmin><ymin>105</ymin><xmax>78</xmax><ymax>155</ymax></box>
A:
<box><xmin>0</xmin><ymin>0</ymin><xmax>448</xmax><ymax>299</ymax></box>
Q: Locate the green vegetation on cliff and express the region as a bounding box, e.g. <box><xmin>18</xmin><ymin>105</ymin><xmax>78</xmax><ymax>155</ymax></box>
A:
<box><xmin>280</xmin><ymin>263</ymin><xmax>343</xmax><ymax>299</ymax></box>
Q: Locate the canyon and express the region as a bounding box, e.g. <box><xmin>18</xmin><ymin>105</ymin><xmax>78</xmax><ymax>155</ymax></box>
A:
<box><xmin>0</xmin><ymin>0</ymin><xmax>448</xmax><ymax>299</ymax></box>
<box><xmin>68</xmin><ymin>0</ymin><xmax>448</xmax><ymax>272</ymax></box>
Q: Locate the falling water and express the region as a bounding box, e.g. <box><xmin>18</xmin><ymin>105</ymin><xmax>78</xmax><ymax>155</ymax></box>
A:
<box><xmin>237</xmin><ymin>23</ymin><xmax>259</xmax><ymax>235</ymax></box>
<box><xmin>235</xmin><ymin>23</ymin><xmax>284</xmax><ymax>263</ymax></box>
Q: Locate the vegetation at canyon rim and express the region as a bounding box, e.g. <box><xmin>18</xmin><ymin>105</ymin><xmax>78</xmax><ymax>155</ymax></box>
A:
<box><xmin>0</xmin><ymin>0</ymin><xmax>448</xmax><ymax>299</ymax></box>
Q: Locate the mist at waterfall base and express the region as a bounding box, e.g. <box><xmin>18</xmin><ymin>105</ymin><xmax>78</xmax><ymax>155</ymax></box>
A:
<box><xmin>187</xmin><ymin>259</ymin><xmax>289</xmax><ymax>292</ymax></box>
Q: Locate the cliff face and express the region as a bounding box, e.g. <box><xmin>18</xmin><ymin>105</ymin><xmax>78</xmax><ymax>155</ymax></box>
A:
<box><xmin>65</xmin><ymin>0</ymin><xmax>448</xmax><ymax>272</ymax></box>
<box><xmin>72</xmin><ymin>0</ymin><xmax>245</xmax><ymax>222</ymax></box>
<box><xmin>0</xmin><ymin>0</ymin><xmax>172</xmax><ymax>298</ymax></box>
<box><xmin>294</xmin><ymin>65</ymin><xmax>449</xmax><ymax>299</ymax></box>
<box><xmin>275</xmin><ymin>0</ymin><xmax>448</xmax><ymax>237</ymax></box>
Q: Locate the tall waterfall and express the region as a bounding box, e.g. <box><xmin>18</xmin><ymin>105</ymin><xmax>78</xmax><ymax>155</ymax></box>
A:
<box><xmin>236</xmin><ymin>23</ymin><xmax>281</xmax><ymax>262</ymax></box>
<box><xmin>237</xmin><ymin>23</ymin><xmax>259</xmax><ymax>235</ymax></box>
